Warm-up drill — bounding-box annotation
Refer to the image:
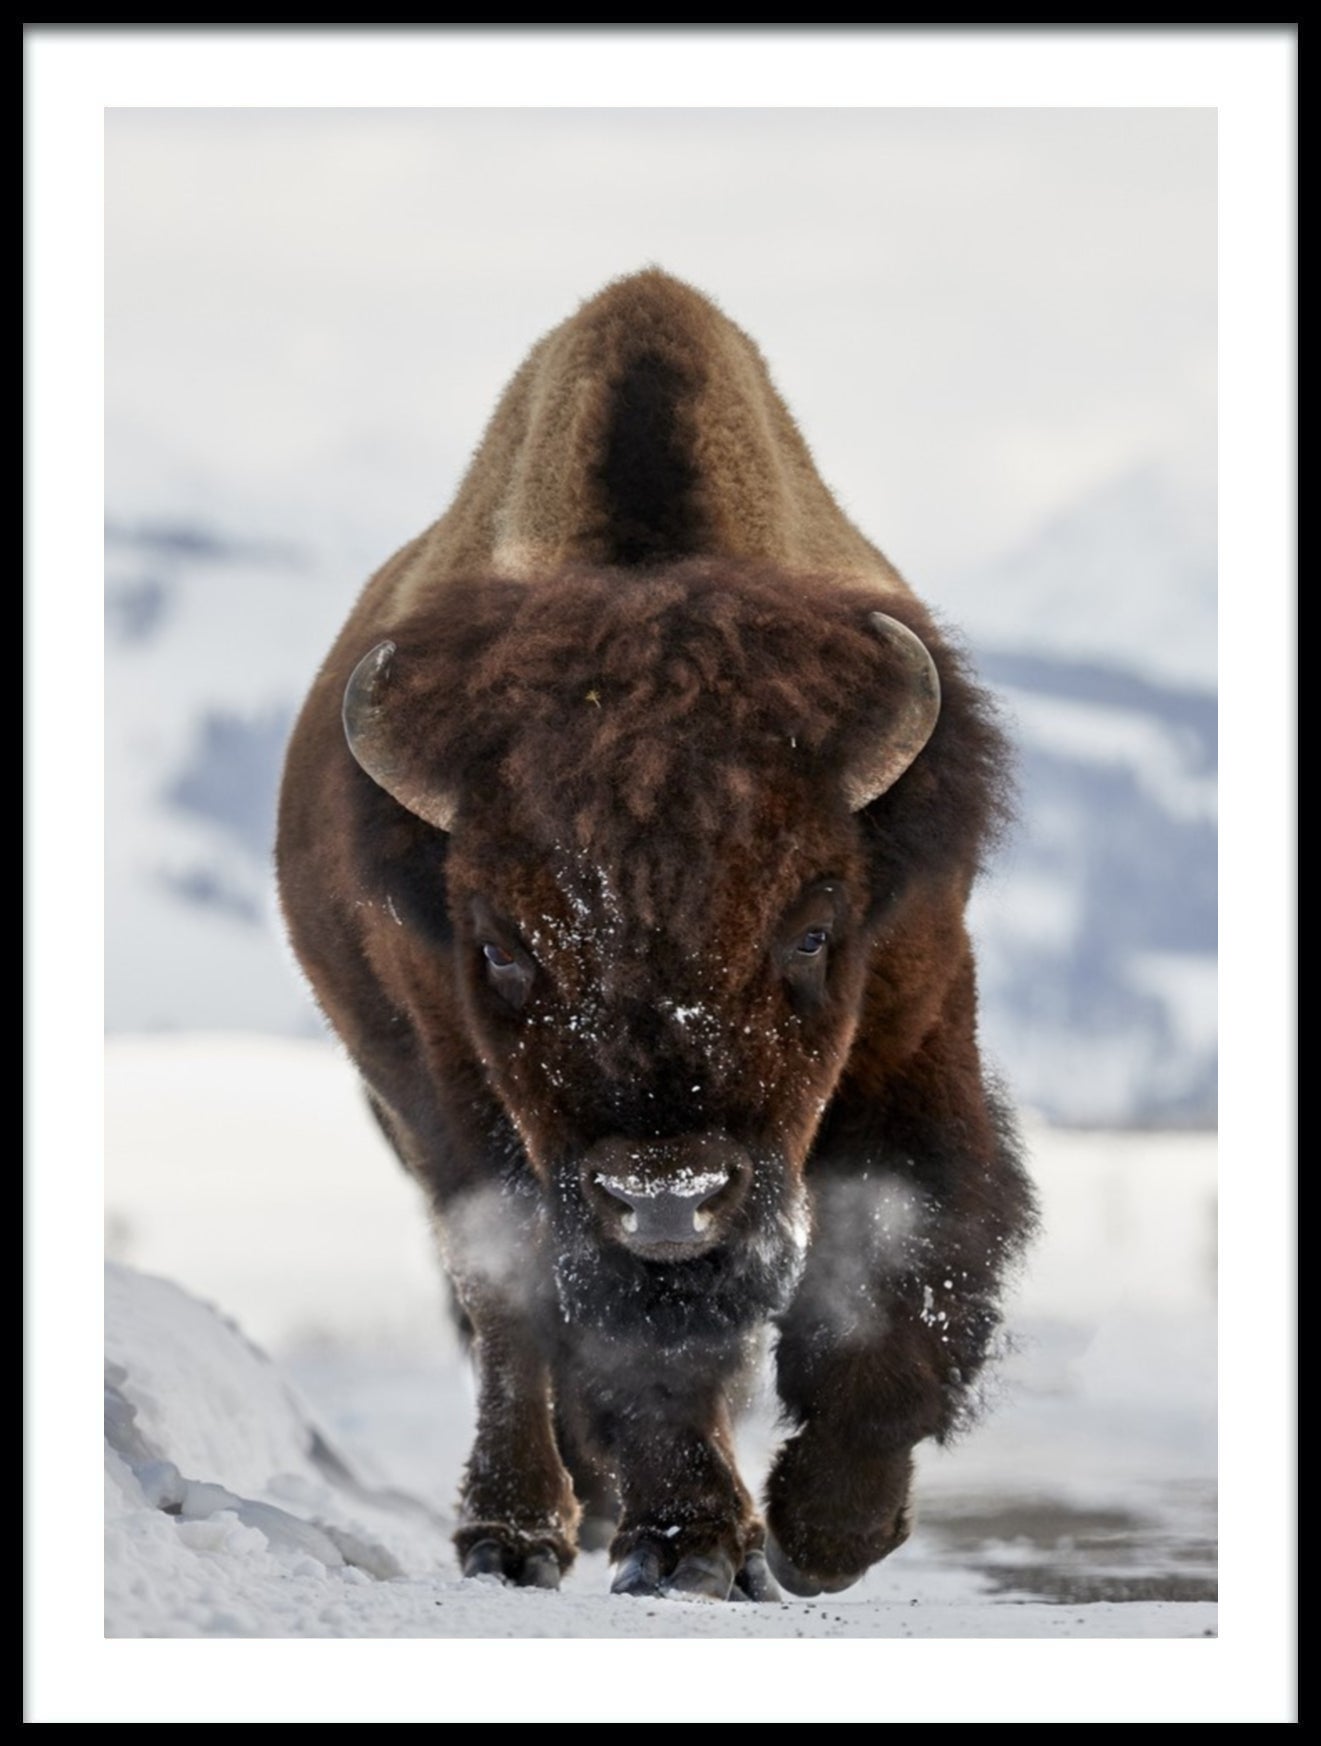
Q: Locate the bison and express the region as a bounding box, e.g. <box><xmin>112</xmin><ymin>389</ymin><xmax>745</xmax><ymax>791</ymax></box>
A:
<box><xmin>276</xmin><ymin>268</ymin><xmax>1037</xmax><ymax>1603</ymax></box>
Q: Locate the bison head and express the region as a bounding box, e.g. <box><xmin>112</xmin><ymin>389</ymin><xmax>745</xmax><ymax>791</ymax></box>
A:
<box><xmin>341</xmin><ymin>560</ymin><xmax>980</xmax><ymax>1339</ymax></box>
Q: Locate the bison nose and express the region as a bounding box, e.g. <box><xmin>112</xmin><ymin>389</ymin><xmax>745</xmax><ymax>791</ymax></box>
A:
<box><xmin>582</xmin><ymin>1133</ymin><xmax>754</xmax><ymax>1257</ymax></box>
<box><xmin>595</xmin><ymin>1174</ymin><xmax>730</xmax><ymax>1248</ymax></box>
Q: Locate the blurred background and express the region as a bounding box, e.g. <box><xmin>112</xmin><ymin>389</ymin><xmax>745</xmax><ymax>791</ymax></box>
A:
<box><xmin>103</xmin><ymin>108</ymin><xmax>1217</xmax><ymax>1632</ymax></box>
<box><xmin>105</xmin><ymin>107</ymin><xmax>1215</xmax><ymax>1128</ymax></box>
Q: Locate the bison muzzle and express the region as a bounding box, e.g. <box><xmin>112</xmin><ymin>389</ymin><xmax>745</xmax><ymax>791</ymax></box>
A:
<box><xmin>277</xmin><ymin>269</ymin><xmax>1038</xmax><ymax>1602</ymax></box>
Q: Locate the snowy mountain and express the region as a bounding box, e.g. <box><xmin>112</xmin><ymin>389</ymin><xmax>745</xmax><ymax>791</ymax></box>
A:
<box><xmin>949</xmin><ymin>466</ymin><xmax>1216</xmax><ymax>1125</ymax></box>
<box><xmin>971</xmin><ymin>653</ymin><xmax>1215</xmax><ymax>1126</ymax></box>
<box><xmin>933</xmin><ymin>465</ymin><xmax>1217</xmax><ymax>692</ymax></box>
<box><xmin>103</xmin><ymin>464</ymin><xmax>1216</xmax><ymax>1126</ymax></box>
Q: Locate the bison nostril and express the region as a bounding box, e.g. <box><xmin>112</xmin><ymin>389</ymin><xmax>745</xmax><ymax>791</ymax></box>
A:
<box><xmin>595</xmin><ymin>1171</ymin><xmax>731</xmax><ymax>1244</ymax></box>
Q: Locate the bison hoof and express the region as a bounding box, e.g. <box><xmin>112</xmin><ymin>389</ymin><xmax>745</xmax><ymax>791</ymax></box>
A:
<box><xmin>664</xmin><ymin>1551</ymin><xmax>737</xmax><ymax>1602</ymax></box>
<box><xmin>611</xmin><ymin>1542</ymin><xmax>780</xmax><ymax>1603</ymax></box>
<box><xmin>610</xmin><ymin>1544</ymin><xmax>664</xmax><ymax>1596</ymax></box>
<box><xmin>764</xmin><ymin>1533</ymin><xmax>861</xmax><ymax>1599</ymax></box>
<box><xmin>461</xmin><ymin>1538</ymin><xmax>563</xmax><ymax>1590</ymax></box>
<box><xmin>518</xmin><ymin>1549</ymin><xmax>564</xmax><ymax>1589</ymax></box>
<box><xmin>612</xmin><ymin>1545</ymin><xmax>733</xmax><ymax>1602</ymax></box>
<box><xmin>730</xmin><ymin>1550</ymin><xmax>783</xmax><ymax>1603</ymax></box>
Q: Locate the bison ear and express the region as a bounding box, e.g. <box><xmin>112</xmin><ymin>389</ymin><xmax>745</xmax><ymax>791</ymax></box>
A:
<box><xmin>841</xmin><ymin>613</ymin><xmax>942</xmax><ymax>812</ymax></box>
<box><xmin>343</xmin><ymin>641</ymin><xmax>459</xmax><ymax>833</ymax></box>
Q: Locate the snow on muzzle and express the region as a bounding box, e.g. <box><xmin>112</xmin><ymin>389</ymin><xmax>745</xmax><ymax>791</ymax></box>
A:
<box><xmin>581</xmin><ymin>1133</ymin><xmax>754</xmax><ymax>1257</ymax></box>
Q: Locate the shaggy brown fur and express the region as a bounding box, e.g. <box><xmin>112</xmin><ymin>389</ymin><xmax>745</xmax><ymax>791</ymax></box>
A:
<box><xmin>277</xmin><ymin>269</ymin><xmax>1036</xmax><ymax>1602</ymax></box>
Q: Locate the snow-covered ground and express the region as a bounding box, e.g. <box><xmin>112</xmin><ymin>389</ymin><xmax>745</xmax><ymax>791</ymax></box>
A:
<box><xmin>105</xmin><ymin>1034</ymin><xmax>1217</xmax><ymax>1646</ymax></box>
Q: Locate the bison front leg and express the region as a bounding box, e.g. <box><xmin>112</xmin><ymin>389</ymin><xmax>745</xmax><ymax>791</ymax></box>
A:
<box><xmin>567</xmin><ymin>1336</ymin><xmax>778</xmax><ymax>1602</ymax></box>
<box><xmin>766</xmin><ymin>1147</ymin><xmax>1032</xmax><ymax>1597</ymax></box>
<box><xmin>552</xmin><ymin>1385</ymin><xmax>620</xmax><ymax>1552</ymax></box>
<box><xmin>451</xmin><ymin>1286</ymin><xmax>580</xmax><ymax>1588</ymax></box>
<box><xmin>764</xmin><ymin>1307</ymin><xmax>932</xmax><ymax>1596</ymax></box>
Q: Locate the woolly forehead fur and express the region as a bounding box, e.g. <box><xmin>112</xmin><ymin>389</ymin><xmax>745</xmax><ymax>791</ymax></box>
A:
<box><xmin>367</xmin><ymin>556</ymin><xmax>1010</xmax><ymax>947</ymax></box>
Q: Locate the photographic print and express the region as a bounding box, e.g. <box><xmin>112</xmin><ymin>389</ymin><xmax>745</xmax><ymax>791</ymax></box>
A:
<box><xmin>101</xmin><ymin>104</ymin><xmax>1220</xmax><ymax>1647</ymax></box>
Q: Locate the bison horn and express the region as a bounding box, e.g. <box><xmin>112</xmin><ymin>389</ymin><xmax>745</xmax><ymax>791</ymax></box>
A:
<box><xmin>842</xmin><ymin>613</ymin><xmax>942</xmax><ymax>811</ymax></box>
<box><xmin>343</xmin><ymin>640</ymin><xmax>459</xmax><ymax>833</ymax></box>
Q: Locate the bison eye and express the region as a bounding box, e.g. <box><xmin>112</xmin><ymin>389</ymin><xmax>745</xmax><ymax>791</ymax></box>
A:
<box><xmin>782</xmin><ymin>917</ymin><xmax>833</xmax><ymax>1015</ymax></box>
<box><xmin>481</xmin><ymin>940</ymin><xmax>533</xmax><ymax>1010</ymax></box>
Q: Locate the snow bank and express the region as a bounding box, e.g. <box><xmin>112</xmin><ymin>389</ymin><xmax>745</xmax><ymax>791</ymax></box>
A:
<box><xmin>105</xmin><ymin>1262</ymin><xmax>448</xmax><ymax>1638</ymax></box>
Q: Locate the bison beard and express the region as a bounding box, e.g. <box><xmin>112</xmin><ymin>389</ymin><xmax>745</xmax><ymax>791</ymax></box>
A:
<box><xmin>547</xmin><ymin>1149</ymin><xmax>808</xmax><ymax>1340</ymax></box>
<box><xmin>276</xmin><ymin>269</ymin><xmax>1038</xmax><ymax>1603</ymax></box>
